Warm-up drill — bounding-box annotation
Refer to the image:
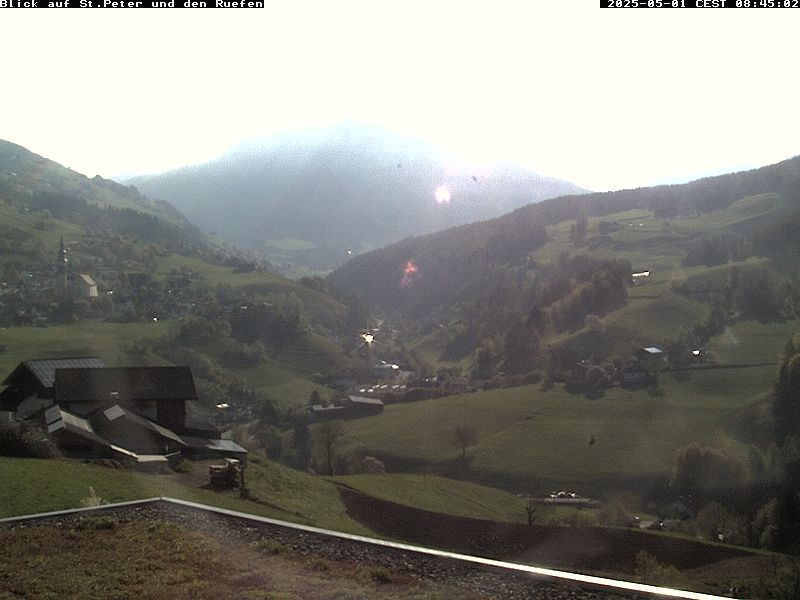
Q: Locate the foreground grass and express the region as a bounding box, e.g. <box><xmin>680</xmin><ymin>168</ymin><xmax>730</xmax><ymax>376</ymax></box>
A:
<box><xmin>0</xmin><ymin>457</ymin><xmax>369</xmax><ymax>535</ymax></box>
<box><xmin>0</xmin><ymin>519</ymin><xmax>483</xmax><ymax>600</ymax></box>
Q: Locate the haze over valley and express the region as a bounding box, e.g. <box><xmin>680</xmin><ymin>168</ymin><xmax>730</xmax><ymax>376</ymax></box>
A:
<box><xmin>125</xmin><ymin>125</ymin><xmax>587</xmax><ymax>275</ymax></box>
<box><xmin>4</xmin><ymin>3</ymin><xmax>800</xmax><ymax>596</ymax></box>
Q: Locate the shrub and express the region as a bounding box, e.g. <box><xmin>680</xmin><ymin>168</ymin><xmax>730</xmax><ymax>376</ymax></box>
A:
<box><xmin>634</xmin><ymin>550</ymin><xmax>685</xmax><ymax>587</ymax></box>
<box><xmin>360</xmin><ymin>456</ymin><xmax>386</xmax><ymax>474</ymax></box>
<box><xmin>173</xmin><ymin>459</ymin><xmax>193</xmax><ymax>474</ymax></box>
<box><xmin>356</xmin><ymin>565</ymin><xmax>394</xmax><ymax>584</ymax></box>
<box><xmin>80</xmin><ymin>486</ymin><xmax>106</xmax><ymax>508</ymax></box>
<box><xmin>251</xmin><ymin>539</ymin><xmax>286</xmax><ymax>555</ymax></box>
<box><xmin>76</xmin><ymin>516</ymin><xmax>116</xmax><ymax>530</ymax></box>
<box><xmin>0</xmin><ymin>420</ymin><xmax>61</xmax><ymax>458</ymax></box>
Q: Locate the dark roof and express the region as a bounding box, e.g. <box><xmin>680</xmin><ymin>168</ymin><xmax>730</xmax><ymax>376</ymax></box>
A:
<box><xmin>2</xmin><ymin>357</ymin><xmax>105</xmax><ymax>388</ymax></box>
<box><xmin>182</xmin><ymin>436</ymin><xmax>248</xmax><ymax>455</ymax></box>
<box><xmin>55</xmin><ymin>366</ymin><xmax>197</xmax><ymax>403</ymax></box>
<box><xmin>347</xmin><ymin>395</ymin><xmax>384</xmax><ymax>406</ymax></box>
<box><xmin>45</xmin><ymin>405</ymin><xmax>110</xmax><ymax>447</ymax></box>
<box><xmin>94</xmin><ymin>404</ymin><xmax>186</xmax><ymax>446</ymax></box>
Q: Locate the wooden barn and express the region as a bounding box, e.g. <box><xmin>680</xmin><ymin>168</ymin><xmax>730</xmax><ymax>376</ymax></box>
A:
<box><xmin>1</xmin><ymin>358</ymin><xmax>246</xmax><ymax>467</ymax></box>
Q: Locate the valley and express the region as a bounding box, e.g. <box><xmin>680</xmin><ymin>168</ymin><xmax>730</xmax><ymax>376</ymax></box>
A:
<box><xmin>2</xmin><ymin>138</ymin><xmax>800</xmax><ymax>597</ymax></box>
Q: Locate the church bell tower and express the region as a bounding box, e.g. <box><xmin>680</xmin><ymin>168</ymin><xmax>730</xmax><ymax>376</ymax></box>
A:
<box><xmin>56</xmin><ymin>236</ymin><xmax>68</xmax><ymax>296</ymax></box>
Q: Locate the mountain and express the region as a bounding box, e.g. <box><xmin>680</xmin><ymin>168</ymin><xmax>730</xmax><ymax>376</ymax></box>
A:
<box><xmin>328</xmin><ymin>155</ymin><xmax>800</xmax><ymax>315</ymax></box>
<box><xmin>0</xmin><ymin>139</ymin><xmax>355</xmax><ymax>410</ymax></box>
<box><xmin>327</xmin><ymin>155</ymin><xmax>800</xmax><ymax>376</ymax></box>
<box><xmin>124</xmin><ymin>125</ymin><xmax>587</xmax><ymax>274</ymax></box>
<box><xmin>0</xmin><ymin>139</ymin><xmax>219</xmax><ymax>258</ymax></box>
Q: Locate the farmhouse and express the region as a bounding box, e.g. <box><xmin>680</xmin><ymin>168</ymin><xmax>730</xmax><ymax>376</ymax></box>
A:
<box><xmin>309</xmin><ymin>395</ymin><xmax>384</xmax><ymax>421</ymax></box>
<box><xmin>0</xmin><ymin>358</ymin><xmax>247</xmax><ymax>466</ymax></box>
<box><xmin>0</xmin><ymin>357</ymin><xmax>107</xmax><ymax>418</ymax></box>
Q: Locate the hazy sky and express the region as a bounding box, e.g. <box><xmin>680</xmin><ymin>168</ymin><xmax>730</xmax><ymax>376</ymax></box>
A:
<box><xmin>2</xmin><ymin>1</ymin><xmax>799</xmax><ymax>191</ymax></box>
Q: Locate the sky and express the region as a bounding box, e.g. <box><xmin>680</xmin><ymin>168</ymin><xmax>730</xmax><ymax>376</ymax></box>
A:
<box><xmin>2</xmin><ymin>1</ymin><xmax>799</xmax><ymax>192</ymax></box>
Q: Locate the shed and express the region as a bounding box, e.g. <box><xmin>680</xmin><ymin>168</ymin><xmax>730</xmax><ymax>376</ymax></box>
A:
<box><xmin>90</xmin><ymin>404</ymin><xmax>185</xmax><ymax>457</ymax></box>
<box><xmin>182</xmin><ymin>436</ymin><xmax>249</xmax><ymax>465</ymax></box>
<box><xmin>43</xmin><ymin>405</ymin><xmax>110</xmax><ymax>459</ymax></box>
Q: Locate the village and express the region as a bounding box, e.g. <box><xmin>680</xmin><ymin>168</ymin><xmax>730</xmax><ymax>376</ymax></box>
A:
<box><xmin>0</xmin><ymin>236</ymin><xmax>720</xmax><ymax>474</ymax></box>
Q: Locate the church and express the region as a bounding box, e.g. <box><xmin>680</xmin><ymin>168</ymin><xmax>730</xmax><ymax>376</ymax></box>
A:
<box><xmin>54</xmin><ymin>237</ymin><xmax>98</xmax><ymax>300</ymax></box>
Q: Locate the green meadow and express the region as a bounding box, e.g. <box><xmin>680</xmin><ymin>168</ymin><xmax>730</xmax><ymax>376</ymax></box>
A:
<box><xmin>0</xmin><ymin>456</ymin><xmax>592</xmax><ymax>531</ymax></box>
<box><xmin>0</xmin><ymin>321</ymin><xmax>172</xmax><ymax>375</ymax></box>
<box><xmin>343</xmin><ymin>366</ymin><xmax>776</xmax><ymax>494</ymax></box>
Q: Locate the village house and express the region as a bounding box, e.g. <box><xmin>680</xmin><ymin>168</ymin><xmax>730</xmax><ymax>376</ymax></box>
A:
<box><xmin>0</xmin><ymin>357</ymin><xmax>247</xmax><ymax>467</ymax></box>
<box><xmin>71</xmin><ymin>273</ymin><xmax>98</xmax><ymax>299</ymax></box>
<box><xmin>309</xmin><ymin>395</ymin><xmax>384</xmax><ymax>422</ymax></box>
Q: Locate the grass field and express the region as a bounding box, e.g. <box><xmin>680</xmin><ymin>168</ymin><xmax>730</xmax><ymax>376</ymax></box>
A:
<box><xmin>0</xmin><ymin>455</ymin><xmax>594</xmax><ymax>534</ymax></box>
<box><xmin>342</xmin><ymin>366</ymin><xmax>775</xmax><ymax>494</ymax></box>
<box><xmin>330</xmin><ymin>473</ymin><xmax>598</xmax><ymax>526</ymax></box>
<box><xmin>709</xmin><ymin>318</ymin><xmax>799</xmax><ymax>364</ymax></box>
<box><xmin>0</xmin><ymin>456</ymin><xmax>370</xmax><ymax>535</ymax></box>
<box><xmin>0</xmin><ymin>321</ymin><xmax>172</xmax><ymax>375</ymax></box>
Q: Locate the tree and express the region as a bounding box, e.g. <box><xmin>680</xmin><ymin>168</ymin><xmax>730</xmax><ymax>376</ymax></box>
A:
<box><xmin>774</xmin><ymin>336</ymin><xmax>800</xmax><ymax>445</ymax></box>
<box><xmin>450</xmin><ymin>425</ymin><xmax>479</xmax><ymax>458</ymax></box>
<box><xmin>502</xmin><ymin>317</ymin><xmax>540</xmax><ymax>375</ymax></box>
<box><xmin>290</xmin><ymin>417</ymin><xmax>312</xmax><ymax>470</ymax></box>
<box><xmin>525</xmin><ymin>492</ymin><xmax>538</xmax><ymax>525</ymax></box>
<box><xmin>670</xmin><ymin>443</ymin><xmax>747</xmax><ymax>506</ymax></box>
<box><xmin>313</xmin><ymin>420</ymin><xmax>345</xmax><ymax>475</ymax></box>
<box><xmin>569</xmin><ymin>215</ymin><xmax>588</xmax><ymax>247</ymax></box>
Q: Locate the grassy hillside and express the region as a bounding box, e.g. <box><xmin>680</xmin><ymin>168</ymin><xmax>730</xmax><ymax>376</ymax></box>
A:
<box><xmin>0</xmin><ymin>140</ymin><xmax>359</xmax><ymax>410</ymax></box>
<box><xmin>0</xmin><ymin>321</ymin><xmax>172</xmax><ymax>375</ymax></box>
<box><xmin>0</xmin><ymin>456</ymin><xmax>369</xmax><ymax>535</ymax></box>
<box><xmin>0</xmin><ymin>139</ymin><xmax>185</xmax><ymax>223</ymax></box>
<box><xmin>341</xmin><ymin>365</ymin><xmax>775</xmax><ymax>495</ymax></box>
<box><xmin>0</xmin><ymin>456</ymin><xmax>590</xmax><ymax>532</ymax></box>
<box><xmin>331</xmin><ymin>473</ymin><xmax>599</xmax><ymax>526</ymax></box>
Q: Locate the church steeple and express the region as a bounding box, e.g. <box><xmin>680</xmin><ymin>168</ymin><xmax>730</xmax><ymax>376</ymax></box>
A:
<box><xmin>56</xmin><ymin>236</ymin><xmax>68</xmax><ymax>296</ymax></box>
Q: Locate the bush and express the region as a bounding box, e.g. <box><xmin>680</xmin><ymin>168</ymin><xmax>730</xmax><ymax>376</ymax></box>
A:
<box><xmin>670</xmin><ymin>443</ymin><xmax>747</xmax><ymax>505</ymax></box>
<box><xmin>634</xmin><ymin>550</ymin><xmax>685</xmax><ymax>587</ymax></box>
<box><xmin>360</xmin><ymin>456</ymin><xmax>386</xmax><ymax>474</ymax></box>
<box><xmin>0</xmin><ymin>421</ymin><xmax>61</xmax><ymax>458</ymax></box>
<box><xmin>80</xmin><ymin>486</ymin><xmax>107</xmax><ymax>507</ymax></box>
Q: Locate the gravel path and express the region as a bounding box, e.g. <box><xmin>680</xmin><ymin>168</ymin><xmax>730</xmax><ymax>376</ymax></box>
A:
<box><xmin>0</xmin><ymin>500</ymin><xmax>672</xmax><ymax>600</ymax></box>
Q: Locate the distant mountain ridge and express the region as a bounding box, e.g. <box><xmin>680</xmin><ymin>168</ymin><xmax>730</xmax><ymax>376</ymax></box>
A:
<box><xmin>0</xmin><ymin>140</ymin><xmax>190</xmax><ymax>227</ymax></box>
<box><xmin>124</xmin><ymin>125</ymin><xmax>587</xmax><ymax>273</ymax></box>
<box><xmin>327</xmin><ymin>155</ymin><xmax>800</xmax><ymax>316</ymax></box>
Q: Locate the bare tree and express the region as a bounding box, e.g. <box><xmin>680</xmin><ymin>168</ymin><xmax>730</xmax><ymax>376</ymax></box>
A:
<box><xmin>450</xmin><ymin>425</ymin><xmax>478</xmax><ymax>458</ymax></box>
<box><xmin>314</xmin><ymin>420</ymin><xmax>345</xmax><ymax>475</ymax></box>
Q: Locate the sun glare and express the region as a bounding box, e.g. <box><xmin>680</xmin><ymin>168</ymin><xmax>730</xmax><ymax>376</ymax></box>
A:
<box><xmin>434</xmin><ymin>185</ymin><xmax>451</xmax><ymax>204</ymax></box>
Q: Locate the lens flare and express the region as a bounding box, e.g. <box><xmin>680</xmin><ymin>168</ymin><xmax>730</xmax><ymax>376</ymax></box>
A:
<box><xmin>400</xmin><ymin>260</ymin><xmax>418</xmax><ymax>287</ymax></box>
<box><xmin>434</xmin><ymin>185</ymin><xmax>451</xmax><ymax>204</ymax></box>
